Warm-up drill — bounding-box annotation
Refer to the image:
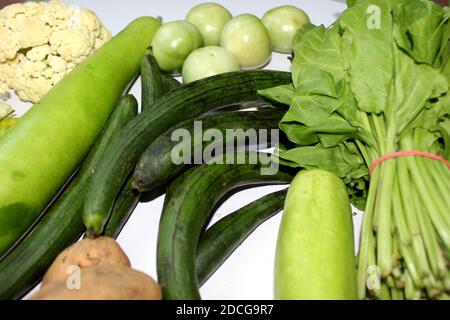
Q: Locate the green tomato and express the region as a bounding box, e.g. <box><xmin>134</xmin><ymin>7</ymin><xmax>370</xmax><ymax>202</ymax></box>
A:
<box><xmin>151</xmin><ymin>20</ymin><xmax>204</xmax><ymax>73</ymax></box>
<box><xmin>186</xmin><ymin>3</ymin><xmax>232</xmax><ymax>46</ymax></box>
<box><xmin>182</xmin><ymin>46</ymin><xmax>240</xmax><ymax>83</ymax></box>
<box><xmin>220</xmin><ymin>14</ymin><xmax>272</xmax><ymax>69</ymax></box>
<box><xmin>262</xmin><ymin>5</ymin><xmax>310</xmax><ymax>53</ymax></box>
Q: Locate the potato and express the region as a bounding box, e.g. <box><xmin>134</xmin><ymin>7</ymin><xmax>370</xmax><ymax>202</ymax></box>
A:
<box><xmin>32</xmin><ymin>265</ymin><xmax>162</xmax><ymax>300</ymax></box>
<box><xmin>41</xmin><ymin>236</ymin><xmax>131</xmax><ymax>287</ymax></box>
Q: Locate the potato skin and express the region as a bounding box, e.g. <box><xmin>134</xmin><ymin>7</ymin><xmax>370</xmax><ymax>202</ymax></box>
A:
<box><xmin>41</xmin><ymin>236</ymin><xmax>131</xmax><ymax>287</ymax></box>
<box><xmin>32</xmin><ymin>265</ymin><xmax>162</xmax><ymax>300</ymax></box>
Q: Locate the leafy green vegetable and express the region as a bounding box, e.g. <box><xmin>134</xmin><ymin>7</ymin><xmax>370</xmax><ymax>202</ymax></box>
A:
<box><xmin>0</xmin><ymin>102</ymin><xmax>16</xmax><ymax>138</ymax></box>
<box><xmin>260</xmin><ymin>0</ymin><xmax>450</xmax><ymax>300</ymax></box>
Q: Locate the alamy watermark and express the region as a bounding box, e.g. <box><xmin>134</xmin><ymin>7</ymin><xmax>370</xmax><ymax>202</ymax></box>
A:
<box><xmin>66</xmin><ymin>265</ymin><xmax>81</xmax><ymax>290</ymax></box>
<box><xmin>366</xmin><ymin>5</ymin><xmax>381</xmax><ymax>30</ymax></box>
<box><xmin>170</xmin><ymin>120</ymin><xmax>280</xmax><ymax>175</ymax></box>
<box><xmin>366</xmin><ymin>265</ymin><xmax>381</xmax><ymax>291</ymax></box>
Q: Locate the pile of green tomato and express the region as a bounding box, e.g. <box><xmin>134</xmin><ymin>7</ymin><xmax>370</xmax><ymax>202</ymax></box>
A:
<box><xmin>151</xmin><ymin>3</ymin><xmax>310</xmax><ymax>83</ymax></box>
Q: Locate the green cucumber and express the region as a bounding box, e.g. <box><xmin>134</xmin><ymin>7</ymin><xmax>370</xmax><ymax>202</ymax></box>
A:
<box><xmin>84</xmin><ymin>70</ymin><xmax>291</xmax><ymax>236</ymax></box>
<box><xmin>196</xmin><ymin>188</ymin><xmax>287</xmax><ymax>286</ymax></box>
<box><xmin>161</xmin><ymin>74</ymin><xmax>181</xmax><ymax>92</ymax></box>
<box><xmin>103</xmin><ymin>179</ymin><xmax>140</xmax><ymax>239</ymax></box>
<box><xmin>157</xmin><ymin>154</ymin><xmax>293</xmax><ymax>300</ymax></box>
<box><xmin>133</xmin><ymin>108</ymin><xmax>284</xmax><ymax>192</ymax></box>
<box><xmin>275</xmin><ymin>169</ymin><xmax>357</xmax><ymax>300</ymax></box>
<box><xmin>0</xmin><ymin>95</ymin><xmax>138</xmax><ymax>300</ymax></box>
<box><xmin>141</xmin><ymin>54</ymin><xmax>164</xmax><ymax>110</ymax></box>
<box><xmin>0</xmin><ymin>17</ymin><xmax>161</xmax><ymax>256</ymax></box>
<box><xmin>103</xmin><ymin>60</ymin><xmax>183</xmax><ymax>239</ymax></box>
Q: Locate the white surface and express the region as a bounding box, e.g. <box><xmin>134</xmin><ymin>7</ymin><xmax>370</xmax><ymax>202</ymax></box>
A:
<box><xmin>12</xmin><ymin>0</ymin><xmax>362</xmax><ymax>300</ymax></box>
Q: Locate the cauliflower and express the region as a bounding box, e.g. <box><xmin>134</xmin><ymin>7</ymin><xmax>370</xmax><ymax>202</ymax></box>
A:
<box><xmin>0</xmin><ymin>0</ymin><xmax>111</xmax><ymax>103</ymax></box>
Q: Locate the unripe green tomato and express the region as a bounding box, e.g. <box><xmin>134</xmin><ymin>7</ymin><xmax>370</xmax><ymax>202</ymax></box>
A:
<box><xmin>182</xmin><ymin>46</ymin><xmax>240</xmax><ymax>83</ymax></box>
<box><xmin>186</xmin><ymin>2</ymin><xmax>232</xmax><ymax>46</ymax></box>
<box><xmin>220</xmin><ymin>14</ymin><xmax>272</xmax><ymax>69</ymax></box>
<box><xmin>262</xmin><ymin>5</ymin><xmax>310</xmax><ymax>53</ymax></box>
<box><xmin>151</xmin><ymin>20</ymin><xmax>204</xmax><ymax>74</ymax></box>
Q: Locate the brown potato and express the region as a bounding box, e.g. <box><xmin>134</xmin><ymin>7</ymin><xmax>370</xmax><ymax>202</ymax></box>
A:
<box><xmin>32</xmin><ymin>265</ymin><xmax>162</xmax><ymax>300</ymax></box>
<box><xmin>41</xmin><ymin>236</ymin><xmax>131</xmax><ymax>287</ymax></box>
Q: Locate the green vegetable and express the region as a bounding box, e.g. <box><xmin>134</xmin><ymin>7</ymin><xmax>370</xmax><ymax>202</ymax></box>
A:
<box><xmin>133</xmin><ymin>108</ymin><xmax>284</xmax><ymax>192</ymax></box>
<box><xmin>262</xmin><ymin>5</ymin><xmax>310</xmax><ymax>53</ymax></box>
<box><xmin>221</xmin><ymin>14</ymin><xmax>272</xmax><ymax>69</ymax></box>
<box><xmin>0</xmin><ymin>101</ymin><xmax>13</xmax><ymax>119</ymax></box>
<box><xmin>161</xmin><ymin>73</ymin><xmax>181</xmax><ymax>92</ymax></box>
<box><xmin>103</xmin><ymin>58</ymin><xmax>182</xmax><ymax>240</ymax></box>
<box><xmin>0</xmin><ymin>17</ymin><xmax>160</xmax><ymax>257</ymax></box>
<box><xmin>0</xmin><ymin>94</ymin><xmax>138</xmax><ymax>300</ymax></box>
<box><xmin>103</xmin><ymin>179</ymin><xmax>140</xmax><ymax>239</ymax></box>
<box><xmin>140</xmin><ymin>54</ymin><xmax>164</xmax><ymax>110</ymax></box>
<box><xmin>151</xmin><ymin>21</ymin><xmax>204</xmax><ymax>74</ymax></box>
<box><xmin>157</xmin><ymin>154</ymin><xmax>293</xmax><ymax>300</ymax></box>
<box><xmin>83</xmin><ymin>70</ymin><xmax>291</xmax><ymax>237</ymax></box>
<box><xmin>0</xmin><ymin>118</ymin><xmax>17</xmax><ymax>139</ymax></box>
<box><xmin>0</xmin><ymin>102</ymin><xmax>17</xmax><ymax>139</ymax></box>
<box><xmin>182</xmin><ymin>46</ymin><xmax>240</xmax><ymax>84</ymax></box>
<box><xmin>260</xmin><ymin>0</ymin><xmax>450</xmax><ymax>299</ymax></box>
<box><xmin>186</xmin><ymin>2</ymin><xmax>232</xmax><ymax>46</ymax></box>
<box><xmin>275</xmin><ymin>170</ymin><xmax>357</xmax><ymax>300</ymax></box>
<box><xmin>196</xmin><ymin>189</ymin><xmax>287</xmax><ymax>286</ymax></box>
<box><xmin>140</xmin><ymin>53</ymin><xmax>181</xmax><ymax>106</ymax></box>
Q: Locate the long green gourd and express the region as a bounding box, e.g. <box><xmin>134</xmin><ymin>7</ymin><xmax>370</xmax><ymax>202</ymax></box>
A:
<box><xmin>275</xmin><ymin>169</ymin><xmax>357</xmax><ymax>300</ymax></box>
<box><xmin>0</xmin><ymin>17</ymin><xmax>161</xmax><ymax>256</ymax></box>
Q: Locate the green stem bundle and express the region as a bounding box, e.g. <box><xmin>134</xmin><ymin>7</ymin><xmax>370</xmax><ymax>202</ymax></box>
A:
<box><xmin>358</xmin><ymin>133</ymin><xmax>450</xmax><ymax>299</ymax></box>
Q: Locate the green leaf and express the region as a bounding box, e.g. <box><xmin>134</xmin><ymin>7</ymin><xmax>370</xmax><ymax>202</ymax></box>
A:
<box><xmin>393</xmin><ymin>0</ymin><xmax>447</xmax><ymax>67</ymax></box>
<box><xmin>392</xmin><ymin>46</ymin><xmax>448</xmax><ymax>135</ymax></box>
<box><xmin>258</xmin><ymin>84</ymin><xmax>294</xmax><ymax>106</ymax></box>
<box><xmin>276</xmin><ymin>142</ymin><xmax>368</xmax><ymax>209</ymax></box>
<box><xmin>292</xmin><ymin>25</ymin><xmax>345</xmax><ymax>90</ymax></box>
<box><xmin>339</xmin><ymin>0</ymin><xmax>397</xmax><ymax>114</ymax></box>
<box><xmin>437</xmin><ymin>117</ymin><xmax>450</xmax><ymax>158</ymax></box>
<box><xmin>292</xmin><ymin>22</ymin><xmax>317</xmax><ymax>55</ymax></box>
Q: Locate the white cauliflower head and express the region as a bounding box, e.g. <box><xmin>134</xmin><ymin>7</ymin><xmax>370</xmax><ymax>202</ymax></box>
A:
<box><xmin>0</xmin><ymin>0</ymin><xmax>111</xmax><ymax>102</ymax></box>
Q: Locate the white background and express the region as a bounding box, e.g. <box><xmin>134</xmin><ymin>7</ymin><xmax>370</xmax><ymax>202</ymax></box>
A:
<box><xmin>12</xmin><ymin>0</ymin><xmax>363</xmax><ymax>300</ymax></box>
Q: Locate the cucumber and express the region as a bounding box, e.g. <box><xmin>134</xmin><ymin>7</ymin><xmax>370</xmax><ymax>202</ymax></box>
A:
<box><xmin>133</xmin><ymin>108</ymin><xmax>284</xmax><ymax>192</ymax></box>
<box><xmin>140</xmin><ymin>54</ymin><xmax>181</xmax><ymax>111</ymax></box>
<box><xmin>0</xmin><ymin>95</ymin><xmax>138</xmax><ymax>299</ymax></box>
<box><xmin>141</xmin><ymin>54</ymin><xmax>164</xmax><ymax>110</ymax></box>
<box><xmin>157</xmin><ymin>154</ymin><xmax>293</xmax><ymax>300</ymax></box>
<box><xmin>275</xmin><ymin>169</ymin><xmax>357</xmax><ymax>300</ymax></box>
<box><xmin>103</xmin><ymin>59</ymin><xmax>183</xmax><ymax>239</ymax></box>
<box><xmin>84</xmin><ymin>70</ymin><xmax>291</xmax><ymax>236</ymax></box>
<box><xmin>161</xmin><ymin>74</ymin><xmax>181</xmax><ymax>92</ymax></box>
<box><xmin>103</xmin><ymin>179</ymin><xmax>140</xmax><ymax>239</ymax></box>
<box><xmin>196</xmin><ymin>189</ymin><xmax>287</xmax><ymax>286</ymax></box>
<box><xmin>0</xmin><ymin>17</ymin><xmax>161</xmax><ymax>256</ymax></box>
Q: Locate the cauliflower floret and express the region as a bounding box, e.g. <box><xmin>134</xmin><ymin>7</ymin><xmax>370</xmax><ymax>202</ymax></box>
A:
<box><xmin>42</xmin><ymin>0</ymin><xmax>73</xmax><ymax>30</ymax></box>
<box><xmin>18</xmin><ymin>17</ymin><xmax>52</xmax><ymax>48</ymax></box>
<box><xmin>0</xmin><ymin>26</ymin><xmax>20</xmax><ymax>62</ymax></box>
<box><xmin>47</xmin><ymin>55</ymin><xmax>67</xmax><ymax>74</ymax></box>
<box><xmin>0</xmin><ymin>57</ymin><xmax>19</xmax><ymax>96</ymax></box>
<box><xmin>0</xmin><ymin>0</ymin><xmax>112</xmax><ymax>103</ymax></box>
<box><xmin>50</xmin><ymin>28</ymin><xmax>93</xmax><ymax>63</ymax></box>
<box><xmin>14</xmin><ymin>59</ymin><xmax>53</xmax><ymax>102</ymax></box>
<box><xmin>26</xmin><ymin>45</ymin><xmax>51</xmax><ymax>62</ymax></box>
<box><xmin>96</xmin><ymin>27</ymin><xmax>112</xmax><ymax>49</ymax></box>
<box><xmin>0</xmin><ymin>83</ymin><xmax>8</xmax><ymax>97</ymax></box>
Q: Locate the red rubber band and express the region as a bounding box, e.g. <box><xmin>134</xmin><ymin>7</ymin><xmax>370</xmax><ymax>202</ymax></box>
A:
<box><xmin>370</xmin><ymin>150</ymin><xmax>450</xmax><ymax>173</ymax></box>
